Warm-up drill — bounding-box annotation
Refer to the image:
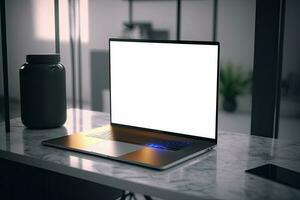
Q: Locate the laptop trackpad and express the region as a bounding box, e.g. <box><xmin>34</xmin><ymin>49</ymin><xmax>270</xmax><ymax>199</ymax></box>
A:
<box><xmin>82</xmin><ymin>140</ymin><xmax>143</xmax><ymax>157</ymax></box>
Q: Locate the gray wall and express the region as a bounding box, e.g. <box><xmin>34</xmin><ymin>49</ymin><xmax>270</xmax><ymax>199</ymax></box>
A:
<box><xmin>0</xmin><ymin>6</ymin><xmax>3</xmax><ymax>121</ymax></box>
<box><xmin>282</xmin><ymin>0</ymin><xmax>300</xmax><ymax>77</ymax></box>
<box><xmin>87</xmin><ymin>0</ymin><xmax>256</xmax><ymax>112</ymax></box>
<box><xmin>4</xmin><ymin>0</ymin><xmax>75</xmax><ymax>107</ymax></box>
<box><xmin>6</xmin><ymin>0</ymin><xmax>55</xmax><ymax>99</ymax></box>
<box><xmin>3</xmin><ymin>0</ymin><xmax>257</xmax><ymax>109</ymax></box>
<box><xmin>278</xmin><ymin>0</ymin><xmax>300</xmax><ymax>139</ymax></box>
<box><xmin>5</xmin><ymin>0</ymin><xmax>299</xmax><ymax>113</ymax></box>
<box><xmin>218</xmin><ymin>0</ymin><xmax>256</xmax><ymax>69</ymax></box>
<box><xmin>89</xmin><ymin>0</ymin><xmax>256</xmax><ymax>69</ymax></box>
<box><xmin>0</xmin><ymin>7</ymin><xmax>3</xmax><ymax>96</ymax></box>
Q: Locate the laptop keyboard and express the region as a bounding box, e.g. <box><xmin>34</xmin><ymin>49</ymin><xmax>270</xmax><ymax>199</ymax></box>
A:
<box><xmin>86</xmin><ymin>131</ymin><xmax>192</xmax><ymax>151</ymax></box>
<box><xmin>146</xmin><ymin>140</ymin><xmax>192</xmax><ymax>151</ymax></box>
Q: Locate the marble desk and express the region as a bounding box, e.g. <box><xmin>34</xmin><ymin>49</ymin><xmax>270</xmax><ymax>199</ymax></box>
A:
<box><xmin>0</xmin><ymin>109</ymin><xmax>299</xmax><ymax>200</ymax></box>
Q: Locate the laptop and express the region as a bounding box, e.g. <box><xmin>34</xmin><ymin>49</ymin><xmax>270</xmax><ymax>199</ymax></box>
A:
<box><xmin>42</xmin><ymin>39</ymin><xmax>220</xmax><ymax>170</ymax></box>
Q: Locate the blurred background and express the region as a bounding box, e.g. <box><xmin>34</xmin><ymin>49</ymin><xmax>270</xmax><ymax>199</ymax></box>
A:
<box><xmin>0</xmin><ymin>0</ymin><xmax>299</xmax><ymax>141</ymax></box>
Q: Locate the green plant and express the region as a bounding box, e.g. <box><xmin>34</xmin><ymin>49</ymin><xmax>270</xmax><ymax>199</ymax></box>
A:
<box><xmin>220</xmin><ymin>63</ymin><xmax>251</xmax><ymax>100</ymax></box>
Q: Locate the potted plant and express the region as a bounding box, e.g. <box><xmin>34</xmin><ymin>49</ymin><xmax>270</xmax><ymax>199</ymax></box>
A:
<box><xmin>220</xmin><ymin>63</ymin><xmax>251</xmax><ymax>112</ymax></box>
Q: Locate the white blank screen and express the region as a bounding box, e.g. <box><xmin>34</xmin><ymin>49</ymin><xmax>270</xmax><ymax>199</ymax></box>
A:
<box><xmin>110</xmin><ymin>41</ymin><xmax>218</xmax><ymax>139</ymax></box>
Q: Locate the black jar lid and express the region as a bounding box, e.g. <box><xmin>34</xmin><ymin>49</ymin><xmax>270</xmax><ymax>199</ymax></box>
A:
<box><xmin>26</xmin><ymin>54</ymin><xmax>60</xmax><ymax>64</ymax></box>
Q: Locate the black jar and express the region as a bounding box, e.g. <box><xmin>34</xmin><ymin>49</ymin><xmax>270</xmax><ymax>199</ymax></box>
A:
<box><xmin>20</xmin><ymin>54</ymin><xmax>66</xmax><ymax>129</ymax></box>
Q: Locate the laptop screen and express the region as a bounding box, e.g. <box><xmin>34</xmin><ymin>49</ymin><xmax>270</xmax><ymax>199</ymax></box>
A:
<box><xmin>109</xmin><ymin>39</ymin><xmax>219</xmax><ymax>140</ymax></box>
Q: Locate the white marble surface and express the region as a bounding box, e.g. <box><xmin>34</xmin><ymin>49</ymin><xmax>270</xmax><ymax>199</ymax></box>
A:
<box><xmin>0</xmin><ymin>109</ymin><xmax>299</xmax><ymax>200</ymax></box>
